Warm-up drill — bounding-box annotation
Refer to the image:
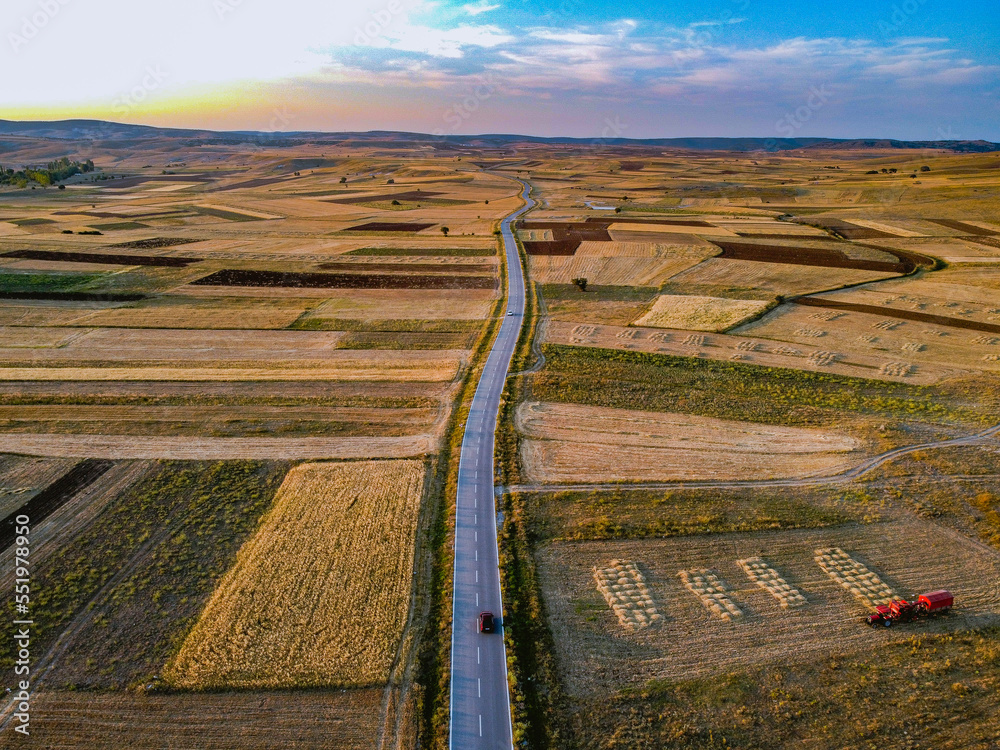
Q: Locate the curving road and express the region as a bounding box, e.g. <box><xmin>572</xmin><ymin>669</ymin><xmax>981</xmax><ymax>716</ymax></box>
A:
<box><xmin>449</xmin><ymin>179</ymin><xmax>535</xmax><ymax>749</ymax></box>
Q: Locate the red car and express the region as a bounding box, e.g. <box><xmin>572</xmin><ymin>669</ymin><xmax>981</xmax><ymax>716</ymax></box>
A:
<box><xmin>478</xmin><ymin>611</ymin><xmax>496</xmax><ymax>633</ymax></box>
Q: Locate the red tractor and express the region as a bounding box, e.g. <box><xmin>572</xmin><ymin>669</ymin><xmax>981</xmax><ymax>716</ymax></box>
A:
<box><xmin>865</xmin><ymin>590</ymin><xmax>953</xmax><ymax>628</ymax></box>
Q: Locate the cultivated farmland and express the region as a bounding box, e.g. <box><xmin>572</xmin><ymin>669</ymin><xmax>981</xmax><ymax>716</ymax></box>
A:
<box><xmin>516</xmin><ymin>401</ymin><xmax>862</xmax><ymax>483</ymax></box>
<box><xmin>634</xmin><ymin>294</ymin><xmax>774</xmax><ymax>331</ymax></box>
<box><xmin>537</xmin><ymin>517</ymin><xmax>1000</xmax><ymax>692</ymax></box>
<box><xmin>166</xmin><ymin>459</ymin><xmax>425</xmax><ymax>689</ymax></box>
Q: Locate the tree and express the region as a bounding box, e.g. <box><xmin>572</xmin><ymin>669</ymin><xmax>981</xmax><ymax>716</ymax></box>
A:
<box><xmin>391</xmin><ymin>199</ymin><xmax>401</xmax><ymax>206</ymax></box>
<box><xmin>339</xmin><ymin>177</ymin><xmax>347</xmax><ymax>183</ymax></box>
<box><xmin>441</xmin><ymin>226</ymin><xmax>450</xmax><ymax>236</ymax></box>
<box><xmin>614</xmin><ymin>206</ymin><xmax>622</xmax><ymax>214</ymax></box>
<box><xmin>387</xmin><ymin>178</ymin><xmax>395</xmax><ymax>184</ymax></box>
<box><xmin>920</xmin><ymin>165</ymin><xmax>931</xmax><ymax>172</ymax></box>
<box><xmin>571</xmin><ymin>277</ymin><xmax>588</xmax><ymax>292</ymax></box>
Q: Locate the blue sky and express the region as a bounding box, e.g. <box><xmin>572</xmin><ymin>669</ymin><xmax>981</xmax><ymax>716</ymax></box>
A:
<box><xmin>4</xmin><ymin>0</ymin><xmax>998</xmax><ymax>139</ymax></box>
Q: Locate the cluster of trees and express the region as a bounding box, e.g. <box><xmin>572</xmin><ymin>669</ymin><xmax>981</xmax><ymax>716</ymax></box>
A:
<box><xmin>0</xmin><ymin>157</ymin><xmax>95</xmax><ymax>188</ymax></box>
<box><xmin>865</xmin><ymin>166</ymin><xmax>931</xmax><ymax>175</ymax></box>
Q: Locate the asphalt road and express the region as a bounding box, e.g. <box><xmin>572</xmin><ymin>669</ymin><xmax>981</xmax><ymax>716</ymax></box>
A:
<box><xmin>449</xmin><ymin>179</ymin><xmax>535</xmax><ymax>750</ymax></box>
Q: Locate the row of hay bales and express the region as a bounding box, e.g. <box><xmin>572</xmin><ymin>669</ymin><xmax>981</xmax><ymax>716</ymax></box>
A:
<box><xmin>678</xmin><ymin>569</ymin><xmax>744</xmax><ymax>621</ymax></box>
<box><xmin>595</xmin><ymin>548</ymin><xmax>896</xmax><ymax>629</ymax></box>
<box><xmin>815</xmin><ymin>547</ymin><xmax>897</xmax><ymax>607</ymax></box>
<box><xmin>737</xmin><ymin>556</ymin><xmax>808</xmax><ymax>609</ymax></box>
<box><xmin>593</xmin><ymin>560</ymin><xmax>664</xmax><ymax>631</ymax></box>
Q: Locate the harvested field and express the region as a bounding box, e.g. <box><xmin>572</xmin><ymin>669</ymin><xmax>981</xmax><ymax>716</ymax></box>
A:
<box><xmin>791</xmin><ymin>296</ymin><xmax>1000</xmax><ymax>334</ymax></box>
<box><xmin>166</xmin><ymin>459</ymin><xmax>424</xmax><ymax>689</ymax></box>
<box><xmin>593</xmin><ymin>560</ymin><xmax>663</xmax><ymax>631</ymax></box>
<box><xmin>737</xmin><ymin>556</ymin><xmax>808</xmax><ymax>609</ymax></box>
<box><xmin>634</xmin><ymin>294</ymin><xmax>774</xmax><ymax>332</ymax></box>
<box><xmin>347</xmin><ymin>221</ymin><xmax>434</xmax><ymax>232</ymax></box>
<box><xmin>0</xmin><ymin>326</ymin><xmax>89</xmax><ymax>348</ymax></box>
<box><xmin>529</xmin><ymin>255</ymin><xmax>707</xmax><ymax>286</ymax></box>
<box><xmin>830</xmin><ymin>275</ymin><xmax>1000</xmax><ymax>309</ymax></box>
<box><xmin>609</xmin><ymin>222</ymin><xmax>737</xmax><ymax>237</ymax></box>
<box><xmin>737</xmin><ymin>303</ymin><xmax>1000</xmax><ymax>378</ymax></box>
<box><xmin>0</xmin><ymin>402</ymin><xmax>440</xmax><ymax>438</ymax></box>
<box><xmin>74</xmin><ymin>297</ymin><xmax>317</xmax><ymax>329</ymax></box>
<box><xmin>517</xmin><ymin>401</ymin><xmax>862</xmax><ymax>484</ymax></box>
<box><xmin>2</xmin><ymin>259</ymin><xmax>129</xmax><ymax>273</ymax></box>
<box><xmin>0</xmin><ymin>433</ymin><xmax>436</xmax><ymax>459</ymax></box>
<box><xmin>0</xmin><ymin>379</ymin><xmax>451</xmax><ymax>403</ymax></box>
<box><xmin>0</xmin><ymin>359</ymin><xmax>461</xmax><ymax>382</ymax></box>
<box><xmin>543</xmin><ymin>322</ymin><xmax>963</xmax><ymax>384</ymax></box>
<box><xmin>574</xmin><ymin>240</ymin><xmax>715</xmax><ymax>257</ymax></box>
<box><xmin>294</xmin><ymin>290</ymin><xmax>496</xmax><ymax>320</ymax></box>
<box><xmin>537</xmin><ymin>517</ymin><xmax>1000</xmax><ymax>693</ymax></box>
<box><xmin>0</xmin><ymin>327</ymin><xmax>347</xmax><ymax>362</ymax></box>
<box><xmin>0</xmin><ymin>303</ymin><xmax>124</xmax><ymax>328</ymax></box>
<box><xmin>0</xmin><ymin>458</ymin><xmax>112</xmax><ymax>550</ymax></box>
<box><xmin>665</xmin><ymin>258</ymin><xmax>901</xmax><ymax>297</ymax></box>
<box><xmin>191</xmin><ymin>268</ymin><xmax>497</xmax><ymax>290</ymax></box>
<box><xmin>29</xmin><ymin>690</ymin><xmax>383</xmax><ymax>750</ymax></box>
<box><xmin>1</xmin><ymin>249</ymin><xmax>199</xmax><ymax>267</ymax></box>
<box><xmin>678</xmin><ymin>569</ymin><xmax>743</xmax><ymax>620</ymax></box>
<box><xmin>607</xmin><ymin>229</ymin><xmax>721</xmax><ymax>244</ymax></box>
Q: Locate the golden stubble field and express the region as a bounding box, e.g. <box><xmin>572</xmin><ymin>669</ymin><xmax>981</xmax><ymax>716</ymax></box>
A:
<box><xmin>165</xmin><ymin>459</ymin><xmax>425</xmax><ymax>690</ymax></box>
<box><xmin>516</xmin><ymin>401</ymin><xmax>862</xmax><ymax>484</ymax></box>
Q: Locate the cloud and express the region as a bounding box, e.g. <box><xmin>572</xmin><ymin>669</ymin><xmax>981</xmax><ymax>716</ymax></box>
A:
<box><xmin>3</xmin><ymin>0</ymin><xmax>997</xmax><ymax>139</ymax></box>
<box><xmin>462</xmin><ymin>1</ymin><xmax>500</xmax><ymax>15</ymax></box>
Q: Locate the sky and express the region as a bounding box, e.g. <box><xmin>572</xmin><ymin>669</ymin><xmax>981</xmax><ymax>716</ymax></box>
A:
<box><xmin>2</xmin><ymin>0</ymin><xmax>998</xmax><ymax>139</ymax></box>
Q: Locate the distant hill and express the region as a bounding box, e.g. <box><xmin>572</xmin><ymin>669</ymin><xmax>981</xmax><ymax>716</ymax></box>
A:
<box><xmin>0</xmin><ymin>119</ymin><xmax>997</xmax><ymax>153</ymax></box>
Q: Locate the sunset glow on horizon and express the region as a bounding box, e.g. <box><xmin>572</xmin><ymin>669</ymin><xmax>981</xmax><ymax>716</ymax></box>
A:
<box><xmin>3</xmin><ymin>0</ymin><xmax>999</xmax><ymax>139</ymax></box>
